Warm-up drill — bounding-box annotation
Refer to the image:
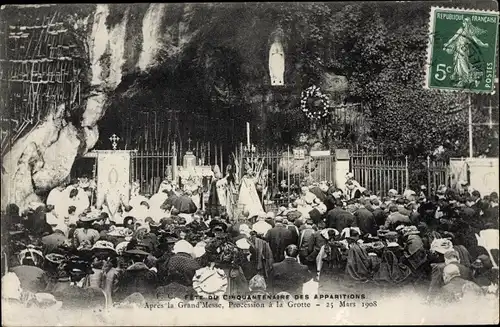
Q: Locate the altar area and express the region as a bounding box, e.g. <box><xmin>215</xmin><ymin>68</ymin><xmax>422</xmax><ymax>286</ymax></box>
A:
<box><xmin>78</xmin><ymin>135</ymin><xmax>227</xmax><ymax>214</ymax></box>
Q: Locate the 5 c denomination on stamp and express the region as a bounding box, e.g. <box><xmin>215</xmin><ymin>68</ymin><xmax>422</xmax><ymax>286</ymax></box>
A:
<box><xmin>425</xmin><ymin>7</ymin><xmax>499</xmax><ymax>93</ymax></box>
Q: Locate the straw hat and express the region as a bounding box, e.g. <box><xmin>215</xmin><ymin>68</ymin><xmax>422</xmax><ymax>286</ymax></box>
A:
<box><xmin>388</xmin><ymin>189</ymin><xmax>398</xmax><ymax>196</ymax></box>
<box><xmin>430</xmin><ymin>238</ymin><xmax>454</xmax><ymax>254</ymax></box>
<box><xmin>402</xmin><ymin>226</ymin><xmax>420</xmax><ymax>237</ymax></box>
<box><xmin>192</xmin><ymin>267</ymin><xmax>228</xmax><ymax>298</ymax></box>
<box><xmin>173</xmin><ymin>240</ymin><xmax>194</xmax><ymax>255</ymax></box>
<box><xmin>79</xmin><ymin>213</ymin><xmax>101</xmax><ymax>223</ymax></box>
<box><xmin>45</xmin><ymin>253</ymin><xmax>66</xmax><ymax>265</ymax></box>
<box><xmin>239</xmin><ymin>224</ymin><xmax>251</xmax><ymax>237</ymax></box>
<box><xmin>236</xmin><ymin>238</ymin><xmax>251</xmax><ymax>250</ymax></box>
<box><xmin>115</xmin><ymin>241</ymin><xmax>130</xmax><ymax>255</ymax></box>
<box><xmin>91</xmin><ymin>240</ymin><xmax>116</xmax><ymax>253</ymax></box>
<box><xmin>193</xmin><ymin>241</ymin><xmax>206</xmax><ymax>258</ymax></box>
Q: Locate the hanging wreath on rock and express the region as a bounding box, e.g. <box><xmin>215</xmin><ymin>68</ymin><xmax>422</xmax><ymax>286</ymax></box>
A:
<box><xmin>300</xmin><ymin>85</ymin><xmax>331</xmax><ymax>120</ymax></box>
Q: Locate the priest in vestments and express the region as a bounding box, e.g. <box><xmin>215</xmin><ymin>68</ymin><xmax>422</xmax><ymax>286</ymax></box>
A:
<box><xmin>208</xmin><ymin>167</ymin><xmax>223</xmax><ymax>218</ymax></box>
<box><xmin>129</xmin><ymin>182</ymin><xmax>148</xmax><ymax>209</ymax></box>
<box><xmin>172</xmin><ymin>190</ymin><xmax>198</xmax><ymax>214</ymax></box>
<box><xmin>238</xmin><ymin>171</ymin><xmax>263</xmax><ymax>219</ymax></box>
<box><xmin>66</xmin><ymin>188</ymin><xmax>89</xmax><ymax>217</ymax></box>
<box><xmin>46</xmin><ymin>184</ymin><xmax>68</xmax><ymax>221</ymax></box>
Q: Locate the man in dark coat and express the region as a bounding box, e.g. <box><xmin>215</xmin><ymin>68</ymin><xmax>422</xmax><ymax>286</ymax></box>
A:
<box><xmin>384</xmin><ymin>205</ymin><xmax>411</xmax><ymax>230</ymax></box>
<box><xmin>354</xmin><ymin>200</ymin><xmax>378</xmax><ymax>236</ymax></box>
<box><xmin>265</xmin><ymin>217</ymin><xmax>295</xmax><ymax>263</ymax></box>
<box><xmin>160</xmin><ymin>189</ymin><xmax>179</xmax><ymax>211</ymax></box>
<box><xmin>298</xmin><ymin>220</ymin><xmax>316</xmax><ymax>270</ymax></box>
<box><xmin>172</xmin><ymin>191</ymin><xmax>198</xmax><ymax>214</ymax></box>
<box><xmin>305</xmin><ymin>224</ymin><xmax>329</xmax><ymax>268</ymax></box>
<box><xmin>323</xmin><ymin>186</ymin><xmax>340</xmax><ymax>211</ymax></box>
<box><xmin>438</xmin><ymin>264</ymin><xmax>483</xmax><ymax>303</ymax></box>
<box><xmin>460</xmin><ymin>198</ymin><xmax>483</xmax><ymax>230</ymax></box>
<box><xmin>428</xmin><ymin>250</ymin><xmax>472</xmax><ymax>299</ymax></box>
<box><xmin>470</xmin><ymin>190</ymin><xmax>483</xmax><ymax>217</ymax></box>
<box><xmin>394</xmin><ymin>197</ymin><xmax>410</xmax><ymax>216</ymax></box>
<box><xmin>371</xmin><ymin>199</ymin><xmax>387</xmax><ymax>227</ymax></box>
<box><xmin>326</xmin><ymin>201</ymin><xmax>355</xmax><ymax>232</ymax></box>
<box><xmin>268</xmin><ymin>244</ymin><xmax>313</xmax><ymax>295</ymax></box>
<box><xmin>483</xmin><ymin>192</ymin><xmax>499</xmax><ymax>228</ymax></box>
<box><xmin>115</xmin><ymin>250</ymin><xmax>158</xmax><ymax>301</ymax></box>
<box><xmin>309</xmin><ymin>182</ymin><xmax>327</xmax><ymax>203</ymax></box>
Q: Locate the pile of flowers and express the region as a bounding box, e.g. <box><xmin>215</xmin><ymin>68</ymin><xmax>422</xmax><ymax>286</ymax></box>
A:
<box><xmin>300</xmin><ymin>85</ymin><xmax>331</xmax><ymax>120</ymax></box>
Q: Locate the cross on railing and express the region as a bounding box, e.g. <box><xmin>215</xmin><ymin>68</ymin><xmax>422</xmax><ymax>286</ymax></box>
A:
<box><xmin>109</xmin><ymin>134</ymin><xmax>120</xmax><ymax>150</ymax></box>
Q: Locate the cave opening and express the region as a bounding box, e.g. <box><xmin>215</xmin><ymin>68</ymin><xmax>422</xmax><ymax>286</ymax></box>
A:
<box><xmin>92</xmin><ymin>42</ymin><xmax>252</xmax><ymax>167</ymax></box>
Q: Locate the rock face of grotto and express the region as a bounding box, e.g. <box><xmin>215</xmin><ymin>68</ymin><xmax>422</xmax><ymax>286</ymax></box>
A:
<box><xmin>1</xmin><ymin>3</ymin><xmax>362</xmax><ymax>210</ymax></box>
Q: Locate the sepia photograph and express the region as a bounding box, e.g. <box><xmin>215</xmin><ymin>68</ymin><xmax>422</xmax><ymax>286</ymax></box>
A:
<box><xmin>0</xmin><ymin>1</ymin><xmax>499</xmax><ymax>325</ymax></box>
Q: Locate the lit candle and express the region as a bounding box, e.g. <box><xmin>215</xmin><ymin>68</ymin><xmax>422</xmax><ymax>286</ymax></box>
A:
<box><xmin>246</xmin><ymin>122</ymin><xmax>250</xmax><ymax>149</ymax></box>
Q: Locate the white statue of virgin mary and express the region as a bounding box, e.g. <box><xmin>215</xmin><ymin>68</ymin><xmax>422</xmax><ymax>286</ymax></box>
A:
<box><xmin>269</xmin><ymin>28</ymin><xmax>285</xmax><ymax>86</ymax></box>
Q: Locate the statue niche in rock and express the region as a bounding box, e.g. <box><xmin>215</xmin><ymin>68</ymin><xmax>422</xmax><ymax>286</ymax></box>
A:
<box><xmin>268</xmin><ymin>27</ymin><xmax>285</xmax><ymax>86</ymax></box>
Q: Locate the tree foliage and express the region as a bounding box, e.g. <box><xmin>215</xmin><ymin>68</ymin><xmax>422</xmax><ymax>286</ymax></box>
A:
<box><xmin>97</xmin><ymin>3</ymin><xmax>497</xmax><ymax>156</ymax></box>
<box><xmin>258</xmin><ymin>2</ymin><xmax>496</xmax><ymax>158</ymax></box>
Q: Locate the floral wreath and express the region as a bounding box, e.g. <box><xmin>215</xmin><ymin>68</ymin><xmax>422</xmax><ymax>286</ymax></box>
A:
<box><xmin>300</xmin><ymin>85</ymin><xmax>330</xmax><ymax>120</ymax></box>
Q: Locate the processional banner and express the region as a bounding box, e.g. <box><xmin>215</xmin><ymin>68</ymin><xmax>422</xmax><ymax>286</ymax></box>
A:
<box><xmin>96</xmin><ymin>151</ymin><xmax>131</xmax><ymax>212</ymax></box>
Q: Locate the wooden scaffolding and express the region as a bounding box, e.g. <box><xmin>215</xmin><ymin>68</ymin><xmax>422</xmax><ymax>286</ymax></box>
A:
<box><xmin>0</xmin><ymin>6</ymin><xmax>87</xmax><ymax>156</ymax></box>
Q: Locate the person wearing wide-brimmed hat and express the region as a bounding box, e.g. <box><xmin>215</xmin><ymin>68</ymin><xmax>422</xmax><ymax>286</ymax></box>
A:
<box><xmin>72</xmin><ymin>213</ymin><xmax>101</xmax><ymax>250</ymax></box>
<box><xmin>235</xmin><ymin>238</ymin><xmax>257</xmax><ymax>281</ymax></box>
<box><xmin>316</xmin><ymin>229</ymin><xmax>344</xmax><ymax>287</ymax></box>
<box><xmin>471</xmin><ymin>254</ymin><xmax>498</xmax><ymax>289</ymax></box>
<box><xmin>115</xmin><ymin>247</ymin><xmax>158</xmax><ymax>302</ymax></box>
<box><xmin>164</xmin><ymin>240</ymin><xmax>200</xmax><ymax>287</ymax></box>
<box><xmin>238</xmin><ymin>225</ymin><xmax>274</xmax><ymax>281</ymax></box>
<box><xmin>207</xmin><ymin>219</ymin><xmax>228</xmax><ymax>238</ymax></box>
<box><xmin>156</xmin><ymin>233</ymin><xmax>179</xmax><ymax>285</ymax></box>
<box><xmin>85</xmin><ymin>241</ymin><xmax>117</xmax><ymax>291</ymax></box>
<box><xmin>354</xmin><ymin>199</ymin><xmax>378</xmax><ymax>237</ymax></box>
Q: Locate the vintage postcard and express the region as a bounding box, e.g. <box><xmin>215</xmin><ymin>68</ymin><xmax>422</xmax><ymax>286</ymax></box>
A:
<box><xmin>1</xmin><ymin>2</ymin><xmax>499</xmax><ymax>326</ymax></box>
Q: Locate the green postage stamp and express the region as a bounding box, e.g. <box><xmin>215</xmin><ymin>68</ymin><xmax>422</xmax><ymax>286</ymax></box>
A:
<box><xmin>425</xmin><ymin>7</ymin><xmax>499</xmax><ymax>93</ymax></box>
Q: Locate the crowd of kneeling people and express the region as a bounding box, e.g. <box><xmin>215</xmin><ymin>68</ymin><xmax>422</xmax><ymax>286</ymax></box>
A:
<box><xmin>1</xmin><ymin>181</ymin><xmax>499</xmax><ymax>311</ymax></box>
